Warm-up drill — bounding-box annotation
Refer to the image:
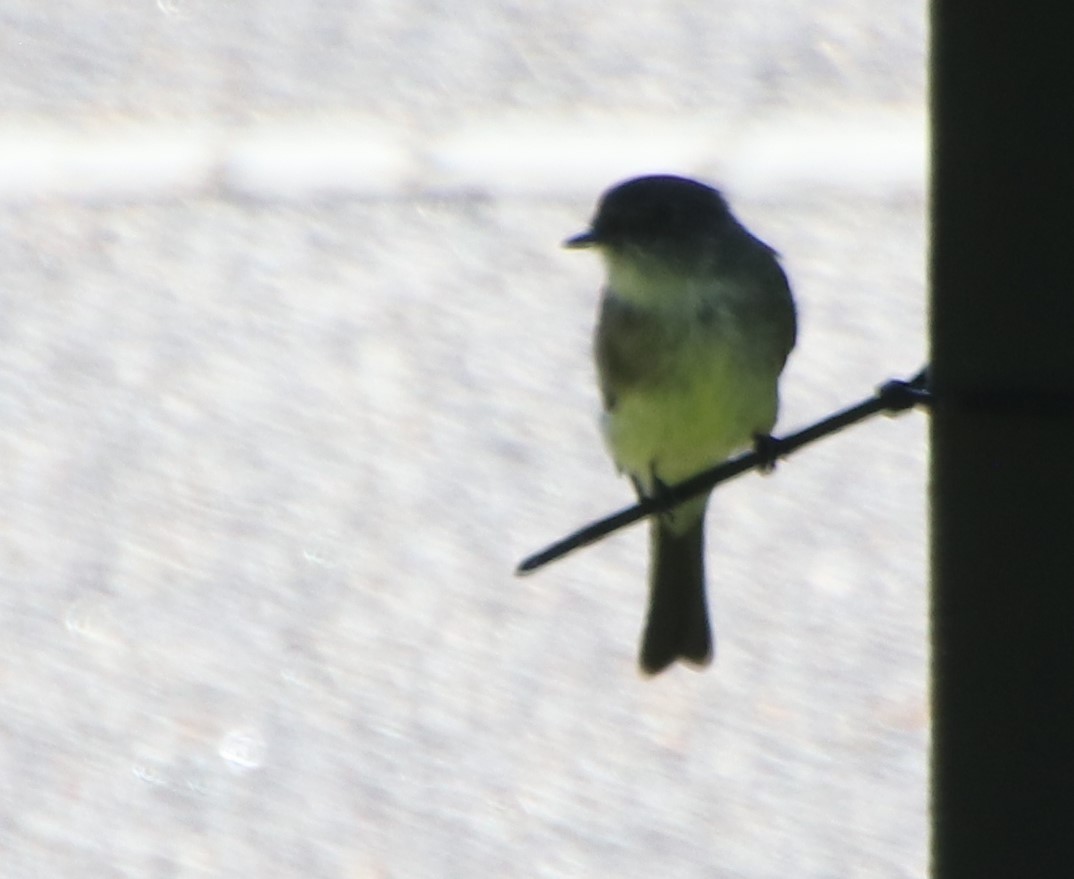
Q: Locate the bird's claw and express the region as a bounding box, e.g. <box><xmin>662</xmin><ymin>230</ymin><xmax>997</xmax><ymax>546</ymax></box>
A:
<box><xmin>752</xmin><ymin>433</ymin><xmax>783</xmax><ymax>474</ymax></box>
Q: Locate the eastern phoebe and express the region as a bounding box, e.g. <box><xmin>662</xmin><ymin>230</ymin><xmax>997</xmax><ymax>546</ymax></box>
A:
<box><xmin>566</xmin><ymin>175</ymin><xmax>796</xmax><ymax>675</ymax></box>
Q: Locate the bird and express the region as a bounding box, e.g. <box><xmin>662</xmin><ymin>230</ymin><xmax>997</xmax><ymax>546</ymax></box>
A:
<box><xmin>565</xmin><ymin>174</ymin><xmax>797</xmax><ymax>674</ymax></box>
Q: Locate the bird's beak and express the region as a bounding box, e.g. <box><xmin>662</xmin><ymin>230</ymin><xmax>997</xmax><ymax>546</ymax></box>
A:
<box><xmin>563</xmin><ymin>230</ymin><xmax>599</xmax><ymax>249</ymax></box>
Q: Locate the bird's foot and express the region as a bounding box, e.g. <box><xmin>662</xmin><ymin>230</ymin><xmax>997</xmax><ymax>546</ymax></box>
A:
<box><xmin>645</xmin><ymin>465</ymin><xmax>680</xmax><ymax>525</ymax></box>
<box><xmin>752</xmin><ymin>433</ymin><xmax>783</xmax><ymax>474</ymax></box>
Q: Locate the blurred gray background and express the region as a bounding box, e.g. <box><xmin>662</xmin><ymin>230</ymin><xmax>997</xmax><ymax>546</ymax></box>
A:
<box><xmin>0</xmin><ymin>1</ymin><xmax>928</xmax><ymax>876</ymax></box>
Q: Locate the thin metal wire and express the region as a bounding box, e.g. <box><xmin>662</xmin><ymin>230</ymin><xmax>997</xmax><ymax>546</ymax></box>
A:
<box><xmin>516</xmin><ymin>366</ymin><xmax>930</xmax><ymax>575</ymax></box>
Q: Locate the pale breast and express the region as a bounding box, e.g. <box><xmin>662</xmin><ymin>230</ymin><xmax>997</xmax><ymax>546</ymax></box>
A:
<box><xmin>597</xmin><ymin>291</ymin><xmax>782</xmax><ymax>492</ymax></box>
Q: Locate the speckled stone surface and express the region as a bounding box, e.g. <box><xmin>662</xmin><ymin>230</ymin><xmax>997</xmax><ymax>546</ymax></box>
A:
<box><xmin>0</xmin><ymin>2</ymin><xmax>927</xmax><ymax>876</ymax></box>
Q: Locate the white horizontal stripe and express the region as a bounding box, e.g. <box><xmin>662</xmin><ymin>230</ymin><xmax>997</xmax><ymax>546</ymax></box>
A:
<box><xmin>0</xmin><ymin>108</ymin><xmax>925</xmax><ymax>202</ymax></box>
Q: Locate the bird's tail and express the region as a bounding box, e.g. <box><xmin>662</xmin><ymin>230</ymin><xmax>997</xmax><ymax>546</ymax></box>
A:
<box><xmin>640</xmin><ymin>510</ymin><xmax>713</xmax><ymax>675</ymax></box>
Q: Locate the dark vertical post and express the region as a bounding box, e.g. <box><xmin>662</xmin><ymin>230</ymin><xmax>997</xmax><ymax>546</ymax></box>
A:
<box><xmin>931</xmin><ymin>3</ymin><xmax>1074</xmax><ymax>877</ymax></box>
